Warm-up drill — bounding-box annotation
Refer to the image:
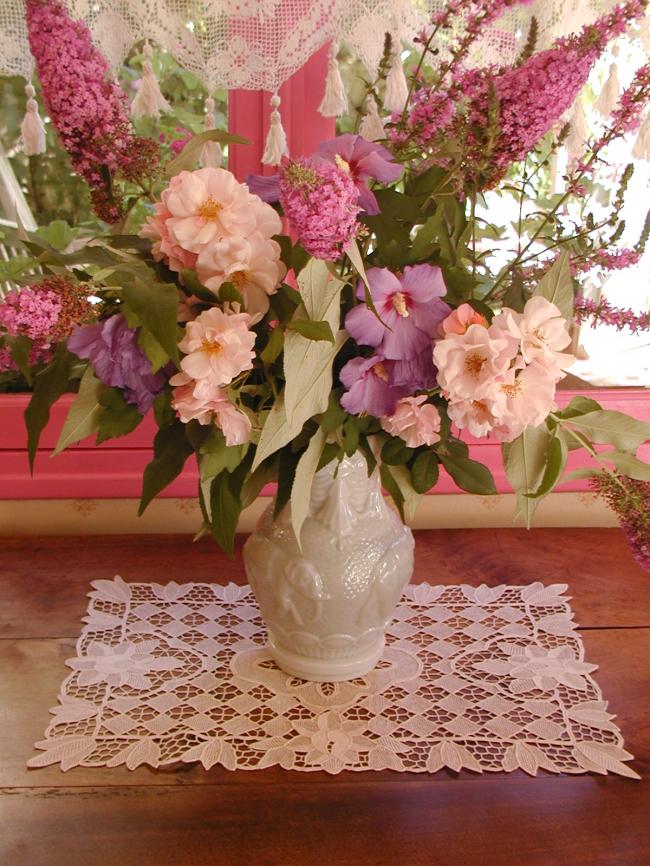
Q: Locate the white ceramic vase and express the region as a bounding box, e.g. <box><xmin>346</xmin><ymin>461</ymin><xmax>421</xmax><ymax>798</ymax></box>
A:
<box><xmin>243</xmin><ymin>452</ymin><xmax>414</xmax><ymax>682</ymax></box>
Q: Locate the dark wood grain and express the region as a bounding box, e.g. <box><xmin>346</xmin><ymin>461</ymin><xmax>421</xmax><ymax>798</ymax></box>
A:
<box><xmin>1</xmin><ymin>529</ymin><xmax>649</xmax><ymax>638</ymax></box>
<box><xmin>1</xmin><ymin>531</ymin><xmax>648</xmax><ymax>866</ymax></box>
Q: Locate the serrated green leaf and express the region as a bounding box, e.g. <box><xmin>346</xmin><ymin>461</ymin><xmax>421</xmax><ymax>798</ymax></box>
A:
<box><xmin>502</xmin><ymin>425</ymin><xmax>551</xmax><ymax>527</ymax></box>
<box><xmin>209</xmin><ymin>472</ymin><xmax>242</xmax><ymax>556</ymax></box>
<box><xmin>526</xmin><ymin>432</ymin><xmax>568</xmax><ymax>499</ymax></box>
<box><xmin>554</xmin><ymin>396</ymin><xmax>602</xmax><ymax>420</ymax></box>
<box><xmin>53</xmin><ymin>366</ymin><xmax>105</xmax><ymax>455</ymax></box>
<box><xmin>285</xmin><ymin>319</ymin><xmax>335</xmax><ymax>343</ymax></box>
<box><xmin>389</xmin><ymin>463</ymin><xmax>422</xmax><ymax>523</ymax></box>
<box><xmin>563</xmin><ymin>411</ymin><xmax>650</xmax><ymax>452</ymax></box>
<box><xmin>25</xmin><ymin>344</ymin><xmax>73</xmax><ymax>470</ymax></box>
<box><xmin>440</xmin><ymin>454</ymin><xmax>497</xmax><ymax>496</ymax></box>
<box><xmin>600</xmin><ymin>450</ymin><xmax>650</xmax><ymax>480</ymax></box>
<box><xmin>411</xmin><ymin>451</ymin><xmax>440</xmax><ymax>494</ymax></box>
<box><xmin>219</xmin><ymin>281</ymin><xmax>244</xmax><ymax>306</ymax></box>
<box><xmin>137</xmin><ymin>328</ymin><xmax>169</xmax><ymax>373</ymax></box>
<box><xmin>381</xmin><ymin>437</ymin><xmax>414</xmax><ymax>465</ymax></box>
<box><xmin>199</xmin><ymin>428</ymin><xmax>245</xmax><ymax>479</ymax></box>
<box><xmin>260</xmin><ymin>326</ymin><xmax>284</xmax><ymax>364</ymax></box>
<box><xmin>119</xmin><ymin>267</ymin><xmax>180</xmax><ymax>364</ymax></box>
<box><xmin>164</xmin><ymin>129</ymin><xmax>249</xmax><ymax>177</ymax></box>
<box><xmin>291</xmin><ymin>428</ymin><xmax>326</xmax><ymax>546</ymax></box>
<box><xmin>8</xmin><ymin>334</ymin><xmax>32</xmax><ymax>384</ymax></box>
<box><xmin>139</xmin><ymin>421</ymin><xmax>193</xmax><ymax>514</ymax></box>
<box><xmin>96</xmin><ymin>388</ymin><xmax>143</xmax><ymax>444</ymax></box>
<box><xmin>533</xmin><ymin>250</ymin><xmax>573</xmax><ymax>321</ymax></box>
<box><xmin>380</xmin><ymin>463</ymin><xmax>405</xmax><ymax>522</ymax></box>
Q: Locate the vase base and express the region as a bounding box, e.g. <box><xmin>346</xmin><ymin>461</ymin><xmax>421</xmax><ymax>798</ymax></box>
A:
<box><xmin>267</xmin><ymin>634</ymin><xmax>386</xmax><ymax>682</ymax></box>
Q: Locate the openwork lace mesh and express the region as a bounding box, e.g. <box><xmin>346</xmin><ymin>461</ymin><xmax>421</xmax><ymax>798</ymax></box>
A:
<box><xmin>29</xmin><ymin>578</ymin><xmax>638</xmax><ymax>777</ymax></box>
<box><xmin>0</xmin><ymin>1</ymin><xmax>624</xmax><ymax>89</ymax></box>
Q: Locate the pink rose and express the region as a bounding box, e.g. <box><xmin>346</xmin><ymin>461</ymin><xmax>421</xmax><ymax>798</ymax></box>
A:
<box><xmin>381</xmin><ymin>395</ymin><xmax>441</xmax><ymax>447</ymax></box>
<box><xmin>178</xmin><ymin>307</ymin><xmax>256</xmax><ymax>386</ymax></box>
<box><xmin>433</xmin><ymin>323</ymin><xmax>511</xmax><ymax>402</ymax></box>
<box><xmin>439</xmin><ymin>303</ymin><xmax>488</xmax><ymax>336</ymax></box>
<box><xmin>170</xmin><ymin>373</ymin><xmax>251</xmax><ymax>446</ymax></box>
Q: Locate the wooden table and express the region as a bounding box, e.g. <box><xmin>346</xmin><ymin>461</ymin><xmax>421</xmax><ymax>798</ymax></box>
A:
<box><xmin>1</xmin><ymin>530</ymin><xmax>649</xmax><ymax>866</ymax></box>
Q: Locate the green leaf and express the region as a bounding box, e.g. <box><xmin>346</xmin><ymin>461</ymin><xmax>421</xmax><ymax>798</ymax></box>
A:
<box><xmin>96</xmin><ymin>389</ymin><xmax>143</xmax><ymax>445</ymax></box>
<box><xmin>342</xmin><ymin>417</ymin><xmax>360</xmax><ymax>456</ymax></box>
<box><xmin>218</xmin><ymin>281</ymin><xmax>244</xmax><ymax>306</ymax></box>
<box><xmin>318</xmin><ymin>442</ymin><xmax>342</xmax><ymax>472</ymax></box>
<box><xmin>389</xmin><ymin>463</ymin><xmax>422</xmax><ymax>523</ymax></box>
<box><xmin>533</xmin><ymin>250</ymin><xmax>573</xmax><ymax>321</ymax></box>
<box><xmin>209</xmin><ymin>472</ymin><xmax>242</xmax><ymax>556</ymax></box>
<box><xmin>153</xmin><ymin>389</ymin><xmax>174</xmax><ymax>429</ymax></box>
<box><xmin>260</xmin><ymin>326</ymin><xmax>284</xmax><ymax>364</ymax></box>
<box><xmin>241</xmin><ymin>457</ymin><xmax>278</xmax><ymax>509</ymax></box>
<box><xmin>8</xmin><ymin>334</ymin><xmax>32</xmax><ymax>384</ymax></box>
<box><xmin>25</xmin><ymin>344</ymin><xmax>73</xmax><ymax>471</ymax></box>
<box><xmin>164</xmin><ymin>129</ymin><xmax>249</xmax><ymax>177</ymax></box>
<box><xmin>380</xmin><ymin>463</ymin><xmax>405</xmax><ymax>522</ymax></box>
<box><xmin>291</xmin><ymin>428</ymin><xmax>326</xmax><ymax>546</ymax></box>
<box><xmin>439</xmin><ymin>454</ymin><xmax>497</xmax><ymax>496</ymax></box>
<box><xmin>139</xmin><ymin>421</ymin><xmax>193</xmax><ymax>514</ymax></box>
<box><xmin>502</xmin><ymin>425</ymin><xmax>551</xmax><ymax>527</ymax></box>
<box><xmin>137</xmin><ymin>328</ymin><xmax>169</xmax><ymax>373</ymax></box>
<box><xmin>274</xmin><ymin>447</ymin><xmax>301</xmax><ymax>518</ymax></box>
<box><xmin>179</xmin><ymin>269</ymin><xmax>216</xmax><ymax>304</ymax></box>
<box><xmin>346</xmin><ymin>239</ymin><xmax>388</xmax><ymax>327</ymax></box>
<box><xmin>564</xmin><ymin>410</ymin><xmax>650</xmax><ymax>452</ymax></box>
<box><xmin>35</xmin><ymin>220</ymin><xmax>74</xmax><ymax>251</ymax></box>
<box><xmin>320</xmin><ymin>392</ymin><xmax>347</xmax><ymax>435</ymax></box>
<box><xmin>53</xmin><ymin>366</ymin><xmax>105</xmax><ymax>455</ymax></box>
<box><xmin>285</xmin><ymin>319</ymin><xmax>335</xmax><ymax>343</ymax></box>
<box><xmin>600</xmin><ymin>451</ymin><xmax>650</xmax><ymax>481</ymax></box>
<box><xmin>562</xmin><ymin>467</ymin><xmax>599</xmax><ymax>483</ymax></box>
<box><xmin>526</xmin><ymin>432</ymin><xmax>568</xmax><ymax>499</ymax></box>
<box><xmin>554</xmin><ymin>396</ymin><xmax>603</xmax><ymax>420</ymax></box>
<box><xmin>199</xmin><ymin>428</ymin><xmax>245</xmax><ymax>479</ymax></box>
<box><xmin>381</xmin><ymin>437</ymin><xmax>414</xmax><ymax>466</ymax></box>
<box><xmin>411</xmin><ymin>451</ymin><xmax>440</xmax><ymax>494</ymax></box>
<box><xmin>119</xmin><ymin>267</ymin><xmax>180</xmax><ymax>364</ymax></box>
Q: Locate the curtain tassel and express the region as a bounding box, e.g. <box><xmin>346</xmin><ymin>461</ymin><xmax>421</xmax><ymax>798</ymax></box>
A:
<box><xmin>21</xmin><ymin>84</ymin><xmax>46</xmax><ymax>156</ymax></box>
<box><xmin>633</xmin><ymin>111</ymin><xmax>650</xmax><ymax>161</ymax></box>
<box><xmin>319</xmin><ymin>42</ymin><xmax>348</xmax><ymax>117</ymax></box>
<box><xmin>566</xmin><ymin>98</ymin><xmax>589</xmax><ymax>166</ymax></box>
<box><xmin>359</xmin><ymin>94</ymin><xmax>385</xmax><ymax>142</ymax></box>
<box><xmin>383</xmin><ymin>35</ymin><xmax>409</xmax><ymax>113</ymax></box>
<box><xmin>200</xmin><ymin>95</ymin><xmax>223</xmax><ymax>168</ymax></box>
<box><xmin>594</xmin><ymin>62</ymin><xmax>620</xmax><ymax>118</ymax></box>
<box><xmin>131</xmin><ymin>41</ymin><xmax>171</xmax><ymax>119</ymax></box>
<box><xmin>262</xmin><ymin>93</ymin><xmax>288</xmax><ymax>166</ymax></box>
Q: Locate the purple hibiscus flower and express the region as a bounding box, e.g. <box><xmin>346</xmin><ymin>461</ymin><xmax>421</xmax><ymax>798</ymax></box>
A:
<box><xmin>246</xmin><ymin>134</ymin><xmax>403</xmax><ymax>215</ymax></box>
<box><xmin>339</xmin><ymin>355</ymin><xmax>409</xmax><ymax>417</ymax></box>
<box><xmin>345</xmin><ymin>265</ymin><xmax>451</xmax><ymax>362</ymax></box>
<box><xmin>67</xmin><ymin>314</ymin><xmax>166</xmax><ymax>413</ymax></box>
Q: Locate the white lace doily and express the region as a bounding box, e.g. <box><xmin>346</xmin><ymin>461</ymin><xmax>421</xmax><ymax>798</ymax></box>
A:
<box><xmin>0</xmin><ymin>1</ymin><xmax>627</xmax><ymax>90</ymax></box>
<box><xmin>28</xmin><ymin>578</ymin><xmax>638</xmax><ymax>777</ymax></box>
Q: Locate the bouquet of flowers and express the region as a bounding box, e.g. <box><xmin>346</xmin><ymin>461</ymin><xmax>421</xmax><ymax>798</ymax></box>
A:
<box><xmin>1</xmin><ymin>0</ymin><xmax>649</xmax><ymax>568</ymax></box>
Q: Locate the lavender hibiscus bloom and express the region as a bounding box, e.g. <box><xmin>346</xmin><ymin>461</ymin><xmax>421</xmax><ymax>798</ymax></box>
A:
<box><xmin>340</xmin><ymin>355</ymin><xmax>409</xmax><ymax>417</ymax></box>
<box><xmin>67</xmin><ymin>314</ymin><xmax>166</xmax><ymax>413</ymax></box>
<box><xmin>345</xmin><ymin>265</ymin><xmax>451</xmax><ymax>363</ymax></box>
<box><xmin>246</xmin><ymin>134</ymin><xmax>403</xmax><ymax>215</ymax></box>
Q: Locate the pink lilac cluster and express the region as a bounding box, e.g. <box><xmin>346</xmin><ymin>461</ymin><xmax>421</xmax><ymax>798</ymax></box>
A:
<box><xmin>140</xmin><ymin>167</ymin><xmax>285</xmax><ymax>316</ymax></box>
<box><xmin>279</xmin><ymin>157</ymin><xmax>361</xmax><ymax>261</ymax></box>
<box><xmin>26</xmin><ymin>0</ymin><xmax>159</xmax><ymax>222</ymax></box>
<box><xmin>455</xmin><ymin>1</ymin><xmax>646</xmax><ymax>188</ymax></box>
<box><xmin>169</xmin><ymin>307</ymin><xmax>255</xmax><ymax>445</ymax></box>
<box><xmin>574</xmin><ymin>295</ymin><xmax>650</xmax><ymax>333</ymax></box>
<box><xmin>590</xmin><ymin>473</ymin><xmax>650</xmax><ymax>572</ymax></box>
<box><xmin>340</xmin><ymin>265</ymin><xmax>451</xmax><ymax>416</ymax></box>
<box><xmin>433</xmin><ymin>298</ymin><xmax>575</xmax><ymax>442</ymax></box>
<box><xmin>388</xmin><ymin>90</ymin><xmax>455</xmax><ymax>149</ymax></box>
<box><xmin>0</xmin><ymin>276</ymin><xmax>93</xmax><ymax>372</ymax></box>
<box><xmin>574</xmin><ymin>248</ymin><xmax>642</xmax><ymax>274</ymax></box>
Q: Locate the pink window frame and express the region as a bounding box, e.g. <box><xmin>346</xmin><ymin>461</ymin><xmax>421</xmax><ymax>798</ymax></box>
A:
<box><xmin>1</xmin><ymin>48</ymin><xmax>648</xmax><ymax>500</ymax></box>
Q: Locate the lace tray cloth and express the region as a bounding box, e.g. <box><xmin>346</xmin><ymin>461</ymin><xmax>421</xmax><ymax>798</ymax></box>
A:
<box><xmin>29</xmin><ymin>579</ymin><xmax>638</xmax><ymax>777</ymax></box>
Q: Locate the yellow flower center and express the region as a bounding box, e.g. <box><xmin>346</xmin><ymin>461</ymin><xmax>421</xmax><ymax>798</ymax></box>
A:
<box><xmin>533</xmin><ymin>326</ymin><xmax>547</xmax><ymax>343</ymax></box>
<box><xmin>373</xmin><ymin>362</ymin><xmax>389</xmax><ymax>382</ymax></box>
<box><xmin>230</xmin><ymin>270</ymin><xmax>248</xmax><ymax>288</ymax></box>
<box><xmin>198</xmin><ymin>197</ymin><xmax>223</xmax><ymax>220</ymax></box>
<box><xmin>392</xmin><ymin>291</ymin><xmax>409</xmax><ymax>318</ymax></box>
<box><xmin>335</xmin><ymin>154</ymin><xmax>351</xmax><ymax>173</ymax></box>
<box><xmin>499</xmin><ymin>378</ymin><xmax>524</xmax><ymax>398</ymax></box>
<box><xmin>464</xmin><ymin>352</ymin><xmax>487</xmax><ymax>377</ymax></box>
<box><xmin>201</xmin><ymin>338</ymin><xmax>222</xmax><ymax>356</ymax></box>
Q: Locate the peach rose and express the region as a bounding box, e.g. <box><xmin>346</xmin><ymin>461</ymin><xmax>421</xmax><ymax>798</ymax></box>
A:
<box><xmin>439</xmin><ymin>303</ymin><xmax>488</xmax><ymax>336</ymax></box>
<box><xmin>178</xmin><ymin>307</ymin><xmax>256</xmax><ymax>386</ymax></box>
<box><xmin>381</xmin><ymin>395</ymin><xmax>441</xmax><ymax>447</ymax></box>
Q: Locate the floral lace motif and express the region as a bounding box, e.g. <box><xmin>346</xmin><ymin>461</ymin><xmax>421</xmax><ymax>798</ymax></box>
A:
<box><xmin>29</xmin><ymin>578</ymin><xmax>638</xmax><ymax>778</ymax></box>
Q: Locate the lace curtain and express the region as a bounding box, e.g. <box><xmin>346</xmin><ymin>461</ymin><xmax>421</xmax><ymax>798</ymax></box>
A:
<box><xmin>0</xmin><ymin>0</ymin><xmax>624</xmax><ymax>91</ymax></box>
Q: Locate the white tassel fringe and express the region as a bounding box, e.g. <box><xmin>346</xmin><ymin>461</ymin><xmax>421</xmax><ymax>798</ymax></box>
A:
<box><xmin>633</xmin><ymin>112</ymin><xmax>650</xmax><ymax>161</ymax></box>
<box><xmin>594</xmin><ymin>62</ymin><xmax>620</xmax><ymax>118</ymax></box>
<box><xmin>359</xmin><ymin>95</ymin><xmax>385</xmax><ymax>142</ymax></box>
<box><xmin>262</xmin><ymin>93</ymin><xmax>288</xmax><ymax>166</ymax></box>
<box><xmin>319</xmin><ymin>42</ymin><xmax>348</xmax><ymax>117</ymax></box>
<box><xmin>21</xmin><ymin>84</ymin><xmax>46</xmax><ymax>156</ymax></box>
<box><xmin>383</xmin><ymin>36</ymin><xmax>409</xmax><ymax>113</ymax></box>
<box><xmin>200</xmin><ymin>95</ymin><xmax>223</xmax><ymax>168</ymax></box>
<box><xmin>131</xmin><ymin>41</ymin><xmax>171</xmax><ymax>119</ymax></box>
<box><xmin>566</xmin><ymin>99</ymin><xmax>589</xmax><ymax>166</ymax></box>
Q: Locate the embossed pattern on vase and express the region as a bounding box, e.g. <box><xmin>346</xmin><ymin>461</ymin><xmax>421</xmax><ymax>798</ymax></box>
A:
<box><xmin>243</xmin><ymin>453</ymin><xmax>414</xmax><ymax>673</ymax></box>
